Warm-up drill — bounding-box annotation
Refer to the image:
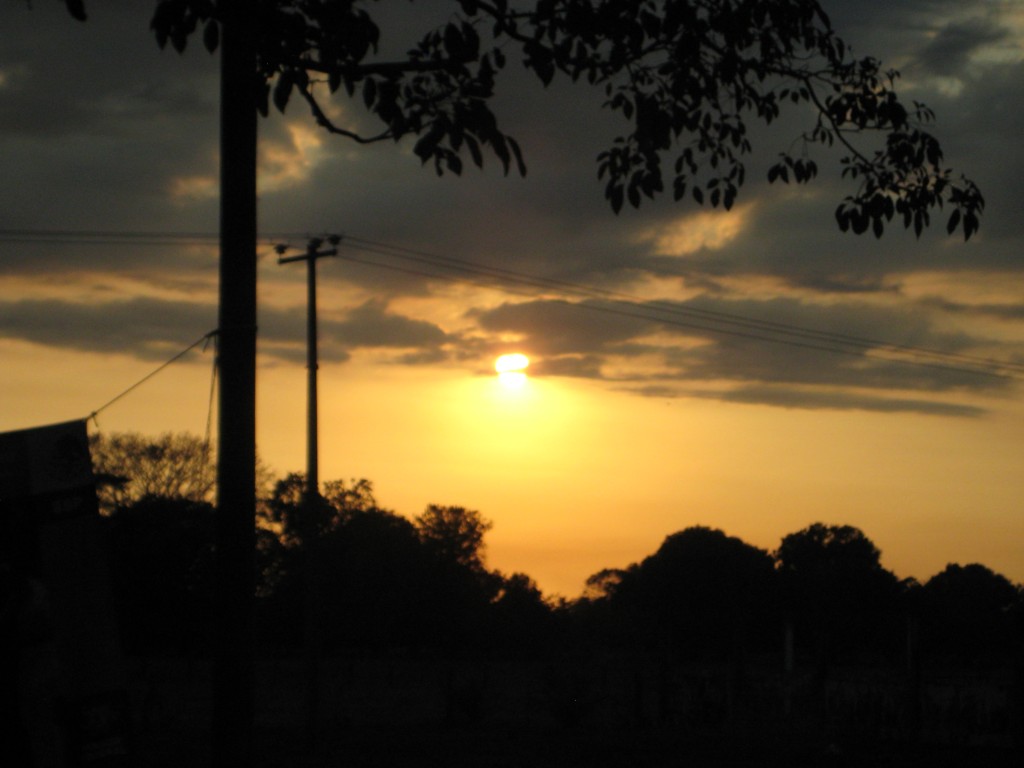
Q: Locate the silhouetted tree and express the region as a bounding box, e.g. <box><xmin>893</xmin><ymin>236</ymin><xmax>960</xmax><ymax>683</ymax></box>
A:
<box><xmin>257</xmin><ymin>481</ymin><xmax>511</xmax><ymax>652</ymax></box>
<box><xmin>776</xmin><ymin>523</ymin><xmax>902</xmax><ymax>666</ymax></box>
<box><xmin>259</xmin><ymin>472</ymin><xmax>377</xmax><ymax>547</ymax></box>
<box><xmin>414</xmin><ymin>505</ymin><xmax>502</xmax><ymax>650</ymax></box>
<box><xmin>414</xmin><ymin>504</ymin><xmax>493</xmax><ymax>574</ymax></box>
<box><xmin>90</xmin><ymin>432</ymin><xmax>215</xmax><ymax>515</ymax></box>
<box><xmin>103</xmin><ymin>495</ymin><xmax>216</xmax><ymax>654</ymax></box>
<box><xmin>583</xmin><ymin>567</ymin><xmax>628</xmax><ymax>602</ymax></box>
<box><xmin>314</xmin><ymin>506</ymin><xmax>437</xmax><ymax>649</ymax></box>
<box><xmin>586</xmin><ymin>527</ymin><xmax>777</xmax><ymax>659</ymax></box>
<box><xmin>112</xmin><ymin>0</ymin><xmax>982</xmax><ymax>240</ymax></box>
<box><xmin>920</xmin><ymin>563</ymin><xmax>1021</xmax><ymax>667</ymax></box>
<box><xmin>255</xmin><ymin>473</ymin><xmax>401</xmax><ymax>647</ymax></box>
<box><xmin>488</xmin><ymin>572</ymin><xmax>553</xmax><ymax>657</ymax></box>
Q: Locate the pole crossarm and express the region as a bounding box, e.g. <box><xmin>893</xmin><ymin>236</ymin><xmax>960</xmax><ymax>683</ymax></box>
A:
<box><xmin>277</xmin><ymin>247</ymin><xmax>338</xmax><ymax>265</ymax></box>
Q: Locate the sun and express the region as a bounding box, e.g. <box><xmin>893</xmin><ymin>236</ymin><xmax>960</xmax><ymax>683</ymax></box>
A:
<box><xmin>495</xmin><ymin>353</ymin><xmax>529</xmax><ymax>389</ymax></box>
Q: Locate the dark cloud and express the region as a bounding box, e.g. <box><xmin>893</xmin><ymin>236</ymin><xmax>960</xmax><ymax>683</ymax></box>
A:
<box><xmin>0</xmin><ymin>296</ymin><xmax>215</xmax><ymax>358</ymax></box>
<box><xmin>473</xmin><ymin>299</ymin><xmax>658</xmax><ymax>356</ymax></box>
<box><xmin>0</xmin><ymin>293</ymin><xmax>451</xmax><ymax>368</ymax></box>
<box><xmin>915</xmin><ymin>18</ymin><xmax>1010</xmax><ymax>75</ymax></box>
<box><xmin>258</xmin><ymin>297</ymin><xmax>451</xmax><ymax>364</ymax></box>
<box><xmin>0</xmin><ymin>3</ymin><xmax>219</xmax><ymax>235</ymax></box>
<box><xmin>920</xmin><ymin>297</ymin><xmax>1024</xmax><ymax>322</ymax></box>
<box><xmin>459</xmin><ymin>292</ymin><xmax>1020</xmax><ymax>409</ymax></box>
<box><xmin>673</xmin><ymin>334</ymin><xmax>1010</xmax><ymax>395</ymax></box>
<box><xmin>323</xmin><ymin>300</ymin><xmax>450</xmax><ymax>350</ymax></box>
<box><xmin>393</xmin><ymin>348</ymin><xmax>449</xmax><ymax>366</ymax></box>
<box><xmin>531</xmin><ymin>354</ymin><xmax>606</xmax><ymax>379</ymax></box>
<box><xmin>619</xmin><ymin>382</ymin><xmax>986</xmax><ymax>417</ymax></box>
<box><xmin>694</xmin><ymin>386</ymin><xmax>987</xmax><ymax>418</ymax></box>
<box><xmin>2</xmin><ymin>0</ymin><xmax>1022</xmax><ymax>417</ymax></box>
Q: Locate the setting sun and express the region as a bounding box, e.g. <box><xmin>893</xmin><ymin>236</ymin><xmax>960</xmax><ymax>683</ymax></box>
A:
<box><xmin>495</xmin><ymin>353</ymin><xmax>530</xmax><ymax>389</ymax></box>
<box><xmin>495</xmin><ymin>353</ymin><xmax>530</xmax><ymax>373</ymax></box>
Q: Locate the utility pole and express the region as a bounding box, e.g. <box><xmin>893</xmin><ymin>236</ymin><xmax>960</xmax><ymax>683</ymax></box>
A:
<box><xmin>278</xmin><ymin>236</ymin><xmax>338</xmax><ymax>762</ymax></box>
<box><xmin>278</xmin><ymin>236</ymin><xmax>338</xmax><ymax>507</ymax></box>
<box><xmin>214</xmin><ymin>3</ymin><xmax>257</xmax><ymax>767</ymax></box>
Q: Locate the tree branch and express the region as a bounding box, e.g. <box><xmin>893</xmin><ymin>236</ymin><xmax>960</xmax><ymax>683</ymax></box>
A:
<box><xmin>299</xmin><ymin>86</ymin><xmax>393</xmax><ymax>144</ymax></box>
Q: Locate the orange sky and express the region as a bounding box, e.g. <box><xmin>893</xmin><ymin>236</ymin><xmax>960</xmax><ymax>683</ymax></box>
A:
<box><xmin>2</xmin><ymin>2</ymin><xmax>1024</xmax><ymax>597</ymax></box>
<box><xmin>4</xmin><ymin>331</ymin><xmax>1022</xmax><ymax>597</ymax></box>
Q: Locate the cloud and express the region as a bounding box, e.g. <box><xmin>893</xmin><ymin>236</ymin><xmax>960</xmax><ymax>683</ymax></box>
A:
<box><xmin>531</xmin><ymin>355</ymin><xmax>606</xmax><ymax>379</ymax></box>
<box><xmin>258</xmin><ymin>297</ymin><xmax>452</xmax><ymax>364</ymax></box>
<box><xmin>921</xmin><ymin>297</ymin><xmax>1024</xmax><ymax>322</ymax></box>
<box><xmin>258</xmin><ymin>121</ymin><xmax>328</xmax><ymax>193</ymax></box>
<box><xmin>0</xmin><ymin>292</ymin><xmax>453</xmax><ymax>371</ymax></box>
<box><xmin>0</xmin><ymin>3</ymin><xmax>220</xmax><ymax>237</ymax></box>
<box><xmin>3</xmin><ymin>0</ymin><xmax>1022</xmax><ymax>419</ymax></box>
<box><xmin>916</xmin><ymin>17</ymin><xmax>1011</xmax><ymax>76</ymax></box>
<box><xmin>472</xmin><ymin>299</ymin><xmax>661</xmax><ymax>359</ymax></box>
<box><xmin>0</xmin><ymin>296</ymin><xmax>215</xmax><ymax>359</ymax></box>
<box><xmin>693</xmin><ymin>385</ymin><xmax>987</xmax><ymax>418</ymax></box>
<box><xmin>170</xmin><ymin>175</ymin><xmax>218</xmax><ymax>204</ymax></box>
<box><xmin>638</xmin><ymin>206</ymin><xmax>754</xmax><ymax>257</ymax></box>
<box><xmin>324</xmin><ymin>299</ymin><xmax>450</xmax><ymax>351</ymax></box>
<box><xmin>460</xmin><ymin>291</ymin><xmax>1020</xmax><ymax>411</ymax></box>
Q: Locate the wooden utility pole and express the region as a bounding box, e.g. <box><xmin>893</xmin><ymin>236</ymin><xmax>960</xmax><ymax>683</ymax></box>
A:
<box><xmin>278</xmin><ymin>237</ymin><xmax>338</xmax><ymax>761</ymax></box>
<box><xmin>278</xmin><ymin>238</ymin><xmax>338</xmax><ymax>504</ymax></box>
<box><xmin>214</xmin><ymin>3</ymin><xmax>258</xmax><ymax>766</ymax></box>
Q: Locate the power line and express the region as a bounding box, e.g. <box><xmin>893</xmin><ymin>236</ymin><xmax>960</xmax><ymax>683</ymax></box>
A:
<box><xmin>334</xmin><ymin>248</ymin><xmax>1016</xmax><ymax>383</ymax></box>
<box><xmin>0</xmin><ymin>228</ymin><xmax>312</xmax><ymax>248</ymax></box>
<box><xmin>348</xmin><ymin>235</ymin><xmax>1024</xmax><ymax>375</ymax></box>
<box><xmin>4</xmin><ymin>227</ymin><xmax>1022</xmax><ymax>380</ymax></box>
<box><xmin>333</xmin><ymin>236</ymin><xmax>1024</xmax><ymax>381</ymax></box>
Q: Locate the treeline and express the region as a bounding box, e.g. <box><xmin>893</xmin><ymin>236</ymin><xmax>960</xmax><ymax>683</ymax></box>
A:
<box><xmin>103</xmin><ymin>480</ymin><xmax>551</xmax><ymax>657</ymax></box>
<box><xmin>93</xmin><ymin>433</ymin><xmax>1024</xmax><ymax>671</ymax></box>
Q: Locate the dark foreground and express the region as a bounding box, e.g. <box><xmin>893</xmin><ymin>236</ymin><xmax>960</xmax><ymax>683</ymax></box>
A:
<box><xmin>136</xmin><ymin>723</ymin><xmax>1019</xmax><ymax>768</ymax></box>
<box><xmin>122</xmin><ymin>656</ymin><xmax>1021</xmax><ymax>768</ymax></box>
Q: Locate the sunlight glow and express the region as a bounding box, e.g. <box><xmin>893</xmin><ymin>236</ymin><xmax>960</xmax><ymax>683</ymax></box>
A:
<box><xmin>495</xmin><ymin>353</ymin><xmax>529</xmax><ymax>373</ymax></box>
<box><xmin>498</xmin><ymin>371</ymin><xmax>527</xmax><ymax>389</ymax></box>
<box><xmin>495</xmin><ymin>354</ymin><xmax>530</xmax><ymax>390</ymax></box>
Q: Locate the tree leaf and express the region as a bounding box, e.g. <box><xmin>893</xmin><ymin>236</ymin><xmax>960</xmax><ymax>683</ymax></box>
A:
<box><xmin>203</xmin><ymin>20</ymin><xmax>219</xmax><ymax>54</ymax></box>
<box><xmin>466</xmin><ymin>135</ymin><xmax>484</xmax><ymax>168</ymax></box>
<box><xmin>964</xmin><ymin>212</ymin><xmax>978</xmax><ymax>241</ymax></box>
<box><xmin>946</xmin><ymin>208</ymin><xmax>961</xmax><ymax>236</ymax></box>
<box><xmin>363</xmin><ymin>77</ymin><xmax>377</xmax><ymax>109</ymax></box>
<box><xmin>628</xmin><ymin>183</ymin><xmax>640</xmax><ymax>209</ymax></box>
<box><xmin>609</xmin><ymin>184</ymin><xmax>624</xmax><ymax>214</ymax></box>
<box><xmin>64</xmin><ymin>0</ymin><xmax>87</xmax><ymax>21</ymax></box>
<box><xmin>414</xmin><ymin>123</ymin><xmax>445</xmax><ymax>164</ymax></box>
<box><xmin>273</xmin><ymin>72</ymin><xmax>294</xmax><ymax>113</ymax></box>
<box><xmin>507</xmin><ymin>136</ymin><xmax>527</xmax><ymax>177</ymax></box>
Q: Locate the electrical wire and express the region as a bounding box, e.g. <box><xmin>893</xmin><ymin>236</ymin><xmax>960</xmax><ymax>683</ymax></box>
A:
<box><xmin>341</xmin><ymin>234</ymin><xmax>1024</xmax><ymax>375</ymax></box>
<box><xmin>0</xmin><ymin>228</ymin><xmax>311</xmax><ymax>249</ymax></box>
<box><xmin>88</xmin><ymin>330</ymin><xmax>219</xmax><ymax>425</ymax></box>
<box><xmin>4</xmin><ymin>227</ymin><xmax>1022</xmax><ymax>381</ymax></box>
<box><xmin>333</xmin><ymin>236</ymin><xmax>1024</xmax><ymax>381</ymax></box>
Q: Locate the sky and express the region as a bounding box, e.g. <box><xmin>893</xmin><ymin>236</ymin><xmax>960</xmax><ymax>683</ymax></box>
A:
<box><xmin>2</xmin><ymin>1</ymin><xmax>1023</xmax><ymax>597</ymax></box>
